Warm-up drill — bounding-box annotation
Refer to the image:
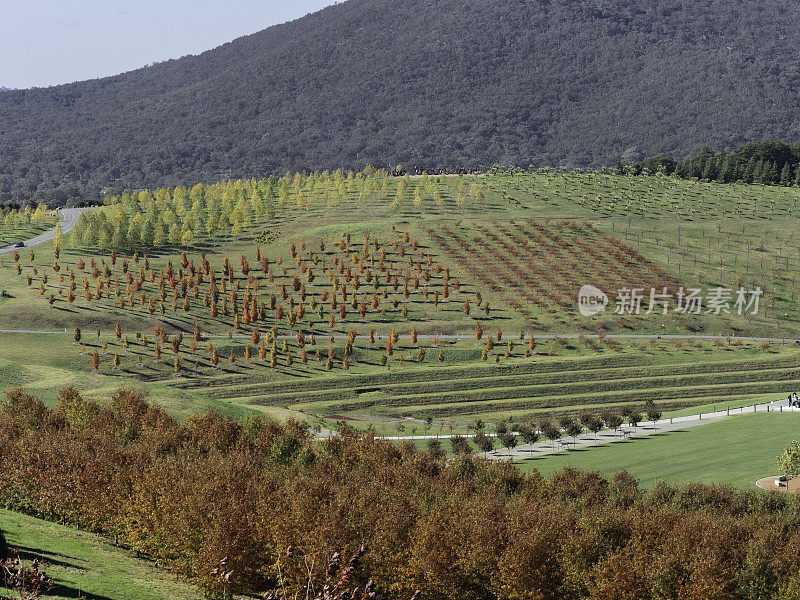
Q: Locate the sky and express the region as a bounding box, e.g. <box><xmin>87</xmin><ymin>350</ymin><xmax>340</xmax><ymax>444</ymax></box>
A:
<box><xmin>0</xmin><ymin>0</ymin><xmax>336</xmax><ymax>89</ymax></box>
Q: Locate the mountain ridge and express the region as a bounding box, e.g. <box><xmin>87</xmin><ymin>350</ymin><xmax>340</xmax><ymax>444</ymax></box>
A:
<box><xmin>2</xmin><ymin>0</ymin><xmax>800</xmax><ymax>204</ymax></box>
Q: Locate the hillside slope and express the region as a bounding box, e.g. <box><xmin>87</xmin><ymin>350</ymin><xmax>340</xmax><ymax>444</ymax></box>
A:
<box><xmin>2</xmin><ymin>0</ymin><xmax>800</xmax><ymax>204</ymax></box>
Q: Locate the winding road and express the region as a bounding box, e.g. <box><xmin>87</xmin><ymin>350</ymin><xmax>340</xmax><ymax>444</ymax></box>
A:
<box><xmin>0</xmin><ymin>207</ymin><xmax>88</xmax><ymax>256</ymax></box>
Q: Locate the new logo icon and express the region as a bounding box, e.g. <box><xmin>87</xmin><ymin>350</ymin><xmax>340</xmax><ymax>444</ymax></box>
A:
<box><xmin>578</xmin><ymin>285</ymin><xmax>608</xmax><ymax>316</ymax></box>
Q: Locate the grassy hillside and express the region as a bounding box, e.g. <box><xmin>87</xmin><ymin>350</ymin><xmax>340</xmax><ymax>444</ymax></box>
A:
<box><xmin>2</xmin><ymin>172</ymin><xmax>800</xmax><ymax>429</ymax></box>
<box><xmin>0</xmin><ymin>509</ymin><xmax>198</xmax><ymax>600</ymax></box>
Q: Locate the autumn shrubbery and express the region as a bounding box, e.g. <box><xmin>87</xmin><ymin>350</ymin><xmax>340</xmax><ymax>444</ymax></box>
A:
<box><xmin>2</xmin><ymin>386</ymin><xmax>800</xmax><ymax>599</ymax></box>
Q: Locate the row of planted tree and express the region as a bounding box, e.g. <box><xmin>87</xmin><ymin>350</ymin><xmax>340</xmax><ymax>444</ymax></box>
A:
<box><xmin>432</xmin><ymin>403</ymin><xmax>663</xmax><ymax>456</ymax></box>
<box><xmin>10</xmin><ymin>227</ymin><xmax>556</xmax><ymax>377</ymax></box>
<box><xmin>1</xmin><ymin>386</ymin><xmax>799</xmax><ymax>600</ymax></box>
<box><xmin>64</xmin><ymin>170</ymin><xmax>485</xmax><ymax>252</ymax></box>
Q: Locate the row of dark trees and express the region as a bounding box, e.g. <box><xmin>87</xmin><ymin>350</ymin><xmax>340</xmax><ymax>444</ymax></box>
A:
<box><xmin>439</xmin><ymin>402</ymin><xmax>663</xmax><ymax>457</ymax></box>
<box><xmin>631</xmin><ymin>141</ymin><xmax>800</xmax><ymax>186</ymax></box>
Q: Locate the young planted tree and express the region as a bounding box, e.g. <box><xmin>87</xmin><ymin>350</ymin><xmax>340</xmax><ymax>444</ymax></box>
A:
<box><xmin>477</xmin><ymin>434</ymin><xmax>495</xmax><ymax>456</ymax></box>
<box><xmin>517</xmin><ymin>422</ymin><xmax>540</xmax><ymax>446</ymax></box>
<box><xmin>449</xmin><ymin>434</ymin><xmax>472</xmax><ymax>455</ymax></box>
<box><xmin>427</xmin><ymin>438</ymin><xmax>445</xmax><ymax>461</ymax></box>
<box><xmin>539</xmin><ymin>418</ymin><xmax>562</xmax><ymax>451</ymax></box>
<box><xmin>581</xmin><ymin>413</ymin><xmax>604</xmax><ymax>440</ymax></box>
<box><xmin>645</xmin><ymin>400</ymin><xmax>662</xmax><ymax>429</ymax></box>
<box><xmin>778</xmin><ymin>441</ymin><xmax>800</xmax><ymax>479</ymax></box>
<box><xmin>499</xmin><ymin>431</ymin><xmax>518</xmax><ymax>457</ymax></box>
<box><xmin>627</xmin><ymin>410</ymin><xmax>642</xmax><ymax>431</ymax></box>
<box><xmin>602</xmin><ymin>410</ymin><xmax>624</xmax><ymax>437</ymax></box>
<box><xmin>565</xmin><ymin>420</ymin><xmax>583</xmax><ymax>447</ymax></box>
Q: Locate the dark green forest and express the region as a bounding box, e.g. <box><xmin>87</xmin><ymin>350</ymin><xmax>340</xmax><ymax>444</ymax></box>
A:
<box><xmin>3</xmin><ymin>0</ymin><xmax>800</xmax><ymax>205</ymax></box>
<box><xmin>633</xmin><ymin>141</ymin><xmax>800</xmax><ymax>186</ymax></box>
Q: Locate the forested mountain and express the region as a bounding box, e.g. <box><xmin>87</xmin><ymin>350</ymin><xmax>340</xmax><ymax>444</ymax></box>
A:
<box><xmin>2</xmin><ymin>0</ymin><xmax>800</xmax><ymax>205</ymax></box>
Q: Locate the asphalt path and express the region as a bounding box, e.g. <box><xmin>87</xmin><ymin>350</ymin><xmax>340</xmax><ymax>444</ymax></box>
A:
<box><xmin>0</xmin><ymin>207</ymin><xmax>88</xmax><ymax>256</ymax></box>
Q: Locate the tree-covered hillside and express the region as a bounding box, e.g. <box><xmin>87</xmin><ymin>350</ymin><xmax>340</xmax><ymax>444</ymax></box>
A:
<box><xmin>2</xmin><ymin>0</ymin><xmax>800</xmax><ymax>205</ymax></box>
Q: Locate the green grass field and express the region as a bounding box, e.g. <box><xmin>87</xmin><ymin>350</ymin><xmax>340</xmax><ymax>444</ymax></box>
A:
<box><xmin>0</xmin><ymin>509</ymin><xmax>199</xmax><ymax>600</ymax></box>
<box><xmin>520</xmin><ymin>411</ymin><xmax>800</xmax><ymax>488</ymax></box>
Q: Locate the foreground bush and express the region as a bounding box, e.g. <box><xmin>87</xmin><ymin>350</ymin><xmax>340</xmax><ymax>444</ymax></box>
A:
<box><xmin>2</xmin><ymin>387</ymin><xmax>800</xmax><ymax>599</ymax></box>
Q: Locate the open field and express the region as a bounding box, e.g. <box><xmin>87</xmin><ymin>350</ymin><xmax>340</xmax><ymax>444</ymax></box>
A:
<box><xmin>0</xmin><ymin>508</ymin><xmax>198</xmax><ymax>600</ymax></box>
<box><xmin>520</xmin><ymin>411</ymin><xmax>800</xmax><ymax>488</ymax></box>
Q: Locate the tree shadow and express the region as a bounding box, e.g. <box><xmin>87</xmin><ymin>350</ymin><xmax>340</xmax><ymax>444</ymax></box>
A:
<box><xmin>47</xmin><ymin>582</ymin><xmax>115</xmax><ymax>600</ymax></box>
<box><xmin>13</xmin><ymin>545</ymin><xmax>86</xmax><ymax>570</ymax></box>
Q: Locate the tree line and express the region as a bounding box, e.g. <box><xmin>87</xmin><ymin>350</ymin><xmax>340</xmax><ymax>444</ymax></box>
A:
<box><xmin>4</xmin><ymin>0</ymin><xmax>800</xmax><ymax>206</ymax></box>
<box><xmin>2</xmin><ymin>386</ymin><xmax>800</xmax><ymax>600</ymax></box>
<box><xmin>66</xmin><ymin>170</ymin><xmax>481</xmax><ymax>252</ymax></box>
<box><xmin>0</xmin><ymin>203</ymin><xmax>49</xmax><ymax>232</ymax></box>
<box><xmin>631</xmin><ymin>141</ymin><xmax>800</xmax><ymax>186</ymax></box>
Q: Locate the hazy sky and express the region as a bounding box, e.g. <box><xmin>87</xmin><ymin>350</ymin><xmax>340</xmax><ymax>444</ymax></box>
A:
<box><xmin>0</xmin><ymin>1</ymin><xmax>335</xmax><ymax>89</ymax></box>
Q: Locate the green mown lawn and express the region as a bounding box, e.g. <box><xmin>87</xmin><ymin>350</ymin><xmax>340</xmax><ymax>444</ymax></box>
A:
<box><xmin>520</xmin><ymin>412</ymin><xmax>800</xmax><ymax>489</ymax></box>
<box><xmin>0</xmin><ymin>509</ymin><xmax>200</xmax><ymax>600</ymax></box>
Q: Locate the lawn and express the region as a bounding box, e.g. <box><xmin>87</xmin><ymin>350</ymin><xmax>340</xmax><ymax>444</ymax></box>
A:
<box><xmin>519</xmin><ymin>411</ymin><xmax>800</xmax><ymax>488</ymax></box>
<box><xmin>0</xmin><ymin>508</ymin><xmax>199</xmax><ymax>600</ymax></box>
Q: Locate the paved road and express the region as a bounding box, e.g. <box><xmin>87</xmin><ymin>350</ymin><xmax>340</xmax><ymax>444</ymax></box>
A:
<box><xmin>0</xmin><ymin>207</ymin><xmax>88</xmax><ymax>256</ymax></box>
